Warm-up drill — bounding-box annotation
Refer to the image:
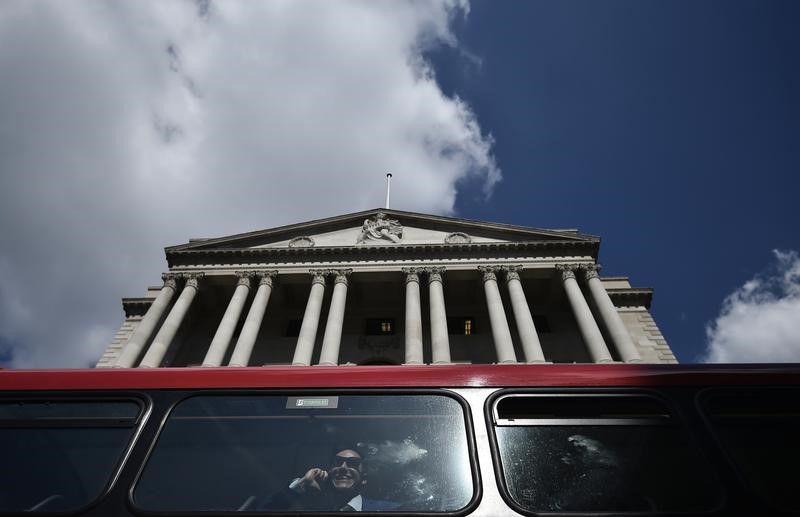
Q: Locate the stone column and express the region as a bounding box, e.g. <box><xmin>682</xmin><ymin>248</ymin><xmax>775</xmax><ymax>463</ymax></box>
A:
<box><xmin>427</xmin><ymin>267</ymin><xmax>451</xmax><ymax>364</ymax></box>
<box><xmin>582</xmin><ymin>264</ymin><xmax>642</xmax><ymax>363</ymax></box>
<box><xmin>479</xmin><ymin>266</ymin><xmax>517</xmax><ymax>364</ymax></box>
<box><xmin>228</xmin><ymin>271</ymin><xmax>277</xmax><ymax>367</ymax></box>
<box><xmin>402</xmin><ymin>268</ymin><xmax>424</xmax><ymax>365</ymax></box>
<box><xmin>139</xmin><ymin>273</ymin><xmax>203</xmax><ymax>368</ymax></box>
<box><xmin>114</xmin><ymin>274</ymin><xmax>178</xmax><ymax>368</ymax></box>
<box><xmin>292</xmin><ymin>270</ymin><xmax>327</xmax><ymax>366</ymax></box>
<box><xmin>504</xmin><ymin>266</ymin><xmax>546</xmax><ymax>363</ymax></box>
<box><xmin>202</xmin><ymin>272</ymin><xmax>252</xmax><ymax>367</ymax></box>
<box><xmin>557</xmin><ymin>264</ymin><xmax>613</xmax><ymax>363</ymax></box>
<box><xmin>318</xmin><ymin>269</ymin><xmax>352</xmax><ymax>366</ymax></box>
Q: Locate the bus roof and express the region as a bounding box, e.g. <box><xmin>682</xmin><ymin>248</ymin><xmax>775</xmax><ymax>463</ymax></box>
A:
<box><xmin>1</xmin><ymin>363</ymin><xmax>798</xmax><ymax>391</ymax></box>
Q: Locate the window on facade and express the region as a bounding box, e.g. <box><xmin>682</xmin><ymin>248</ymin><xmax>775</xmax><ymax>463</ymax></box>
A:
<box><xmin>134</xmin><ymin>394</ymin><xmax>474</xmax><ymax>513</ymax></box>
<box><xmin>286</xmin><ymin>319</ymin><xmax>302</xmax><ymax>337</ymax></box>
<box><xmin>0</xmin><ymin>399</ymin><xmax>142</xmax><ymax>512</ymax></box>
<box><xmin>490</xmin><ymin>393</ymin><xmax>721</xmax><ymax>513</ymax></box>
<box><xmin>365</xmin><ymin>318</ymin><xmax>395</xmax><ymax>335</ymax></box>
<box><xmin>700</xmin><ymin>387</ymin><xmax>800</xmax><ymax>512</ymax></box>
<box><xmin>447</xmin><ymin>317</ymin><xmax>474</xmax><ymax>336</ymax></box>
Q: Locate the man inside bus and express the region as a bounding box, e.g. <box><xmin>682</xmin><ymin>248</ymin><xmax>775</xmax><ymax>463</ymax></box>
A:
<box><xmin>258</xmin><ymin>446</ymin><xmax>399</xmax><ymax>512</ymax></box>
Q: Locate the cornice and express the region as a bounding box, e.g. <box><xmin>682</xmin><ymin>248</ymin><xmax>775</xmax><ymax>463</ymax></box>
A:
<box><xmin>166</xmin><ymin>239</ymin><xmax>599</xmax><ymax>267</ymax></box>
<box><xmin>607</xmin><ymin>288</ymin><xmax>653</xmax><ymax>309</ymax></box>
<box><xmin>122</xmin><ymin>298</ymin><xmax>153</xmax><ymax>317</ymax></box>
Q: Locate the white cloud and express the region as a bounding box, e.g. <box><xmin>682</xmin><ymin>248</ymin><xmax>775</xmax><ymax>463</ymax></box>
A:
<box><xmin>702</xmin><ymin>250</ymin><xmax>800</xmax><ymax>363</ymax></box>
<box><xmin>0</xmin><ymin>0</ymin><xmax>499</xmax><ymax>368</ymax></box>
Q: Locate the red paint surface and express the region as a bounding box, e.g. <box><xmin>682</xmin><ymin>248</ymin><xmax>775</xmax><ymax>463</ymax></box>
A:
<box><xmin>0</xmin><ymin>363</ymin><xmax>798</xmax><ymax>391</ymax></box>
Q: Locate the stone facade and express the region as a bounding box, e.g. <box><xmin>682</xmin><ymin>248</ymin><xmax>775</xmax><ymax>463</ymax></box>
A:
<box><xmin>98</xmin><ymin>209</ymin><xmax>676</xmax><ymax>367</ymax></box>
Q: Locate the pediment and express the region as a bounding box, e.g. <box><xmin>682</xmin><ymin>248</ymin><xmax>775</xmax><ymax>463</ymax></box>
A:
<box><xmin>168</xmin><ymin>208</ymin><xmax>597</xmax><ymax>252</ymax></box>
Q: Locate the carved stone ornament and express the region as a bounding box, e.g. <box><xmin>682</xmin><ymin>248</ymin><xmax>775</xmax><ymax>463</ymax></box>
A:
<box><xmin>288</xmin><ymin>236</ymin><xmax>315</xmax><ymax>248</ymax></box>
<box><xmin>181</xmin><ymin>272</ymin><xmax>204</xmax><ymax>289</ymax></box>
<box><xmin>257</xmin><ymin>270</ymin><xmax>278</xmax><ymax>287</ymax></box>
<box><xmin>581</xmin><ymin>263</ymin><xmax>602</xmax><ymax>280</ymax></box>
<box><xmin>425</xmin><ymin>266</ymin><xmax>446</xmax><ymax>283</ymax></box>
<box><xmin>235</xmin><ymin>271</ymin><xmax>254</xmax><ymax>287</ymax></box>
<box><xmin>402</xmin><ymin>267</ymin><xmax>421</xmax><ymax>284</ymax></box>
<box><xmin>504</xmin><ymin>265</ymin><xmax>522</xmax><ymax>282</ymax></box>
<box><xmin>478</xmin><ymin>265</ymin><xmax>501</xmax><ymax>283</ymax></box>
<box><xmin>444</xmin><ymin>232</ymin><xmax>472</xmax><ymax>244</ymax></box>
<box><xmin>356</xmin><ymin>212</ymin><xmax>403</xmax><ymax>244</ymax></box>
<box><xmin>333</xmin><ymin>269</ymin><xmax>353</xmax><ymax>285</ymax></box>
<box><xmin>555</xmin><ymin>264</ymin><xmax>577</xmax><ymax>281</ymax></box>
<box><xmin>161</xmin><ymin>273</ymin><xmax>179</xmax><ymax>290</ymax></box>
<box><xmin>309</xmin><ymin>269</ymin><xmax>329</xmax><ymax>285</ymax></box>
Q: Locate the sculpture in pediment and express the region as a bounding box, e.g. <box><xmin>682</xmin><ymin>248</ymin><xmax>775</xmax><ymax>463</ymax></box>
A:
<box><xmin>356</xmin><ymin>212</ymin><xmax>403</xmax><ymax>244</ymax></box>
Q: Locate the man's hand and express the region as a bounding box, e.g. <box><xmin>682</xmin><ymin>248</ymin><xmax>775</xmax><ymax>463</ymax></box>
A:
<box><xmin>298</xmin><ymin>468</ymin><xmax>328</xmax><ymax>492</ymax></box>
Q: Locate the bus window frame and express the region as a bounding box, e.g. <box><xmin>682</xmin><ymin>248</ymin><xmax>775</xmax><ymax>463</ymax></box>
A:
<box><xmin>128</xmin><ymin>388</ymin><xmax>482</xmax><ymax>517</ymax></box>
<box><xmin>0</xmin><ymin>391</ymin><xmax>151</xmax><ymax>515</ymax></box>
<box><xmin>696</xmin><ymin>386</ymin><xmax>800</xmax><ymax>513</ymax></box>
<box><xmin>484</xmin><ymin>387</ymin><xmax>726</xmax><ymax>516</ymax></box>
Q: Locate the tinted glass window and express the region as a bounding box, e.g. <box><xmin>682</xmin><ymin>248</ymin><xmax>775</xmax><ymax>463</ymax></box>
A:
<box><xmin>702</xmin><ymin>387</ymin><xmax>800</xmax><ymax>511</ymax></box>
<box><xmin>135</xmin><ymin>394</ymin><xmax>473</xmax><ymax>513</ymax></box>
<box><xmin>0</xmin><ymin>399</ymin><xmax>141</xmax><ymax>512</ymax></box>
<box><xmin>492</xmin><ymin>394</ymin><xmax>721</xmax><ymax>513</ymax></box>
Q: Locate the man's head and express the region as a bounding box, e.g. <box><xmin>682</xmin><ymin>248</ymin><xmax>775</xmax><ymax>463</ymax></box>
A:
<box><xmin>328</xmin><ymin>448</ymin><xmax>366</xmax><ymax>495</ymax></box>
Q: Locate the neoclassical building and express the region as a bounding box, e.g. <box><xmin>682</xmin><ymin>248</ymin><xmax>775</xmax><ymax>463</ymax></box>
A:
<box><xmin>98</xmin><ymin>209</ymin><xmax>676</xmax><ymax>368</ymax></box>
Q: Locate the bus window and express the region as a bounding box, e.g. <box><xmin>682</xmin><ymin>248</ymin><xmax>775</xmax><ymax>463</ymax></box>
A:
<box><xmin>701</xmin><ymin>387</ymin><xmax>800</xmax><ymax>512</ymax></box>
<box><xmin>0</xmin><ymin>398</ymin><xmax>142</xmax><ymax>512</ymax></box>
<box><xmin>490</xmin><ymin>393</ymin><xmax>722</xmax><ymax>513</ymax></box>
<box><xmin>133</xmin><ymin>393</ymin><xmax>475</xmax><ymax>513</ymax></box>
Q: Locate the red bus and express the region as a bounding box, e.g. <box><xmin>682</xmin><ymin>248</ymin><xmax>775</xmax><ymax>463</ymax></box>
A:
<box><xmin>0</xmin><ymin>363</ymin><xmax>798</xmax><ymax>515</ymax></box>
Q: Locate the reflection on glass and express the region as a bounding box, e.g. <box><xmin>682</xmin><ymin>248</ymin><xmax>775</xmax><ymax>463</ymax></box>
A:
<box><xmin>494</xmin><ymin>395</ymin><xmax>721</xmax><ymax>513</ymax></box>
<box><xmin>0</xmin><ymin>401</ymin><xmax>139</xmax><ymax>512</ymax></box>
<box><xmin>135</xmin><ymin>395</ymin><xmax>473</xmax><ymax>512</ymax></box>
<box><xmin>703</xmin><ymin>388</ymin><xmax>800</xmax><ymax>511</ymax></box>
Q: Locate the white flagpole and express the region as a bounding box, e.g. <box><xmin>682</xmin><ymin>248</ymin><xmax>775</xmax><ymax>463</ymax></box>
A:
<box><xmin>385</xmin><ymin>173</ymin><xmax>392</xmax><ymax>209</ymax></box>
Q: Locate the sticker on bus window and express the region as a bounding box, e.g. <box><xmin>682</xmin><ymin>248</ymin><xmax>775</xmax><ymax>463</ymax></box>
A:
<box><xmin>286</xmin><ymin>396</ymin><xmax>338</xmax><ymax>409</ymax></box>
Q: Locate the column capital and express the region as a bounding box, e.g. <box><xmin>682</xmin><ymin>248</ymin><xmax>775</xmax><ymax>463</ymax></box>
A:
<box><xmin>504</xmin><ymin>265</ymin><xmax>523</xmax><ymax>282</ymax></box>
<box><xmin>332</xmin><ymin>269</ymin><xmax>353</xmax><ymax>285</ymax></box>
<box><xmin>581</xmin><ymin>263</ymin><xmax>602</xmax><ymax>280</ymax></box>
<box><xmin>425</xmin><ymin>266</ymin><xmax>446</xmax><ymax>283</ymax></box>
<box><xmin>478</xmin><ymin>265</ymin><xmax>502</xmax><ymax>282</ymax></box>
<box><xmin>181</xmin><ymin>272</ymin><xmax>204</xmax><ymax>289</ymax></box>
<box><xmin>256</xmin><ymin>270</ymin><xmax>278</xmax><ymax>287</ymax></box>
<box><xmin>161</xmin><ymin>273</ymin><xmax>179</xmax><ymax>290</ymax></box>
<box><xmin>555</xmin><ymin>264</ymin><xmax>578</xmax><ymax>281</ymax></box>
<box><xmin>235</xmin><ymin>271</ymin><xmax>254</xmax><ymax>287</ymax></box>
<box><xmin>309</xmin><ymin>269</ymin><xmax>328</xmax><ymax>286</ymax></box>
<box><xmin>402</xmin><ymin>267</ymin><xmax>421</xmax><ymax>284</ymax></box>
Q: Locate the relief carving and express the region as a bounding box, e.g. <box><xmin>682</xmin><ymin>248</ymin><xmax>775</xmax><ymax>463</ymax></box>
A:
<box><xmin>356</xmin><ymin>212</ymin><xmax>403</xmax><ymax>244</ymax></box>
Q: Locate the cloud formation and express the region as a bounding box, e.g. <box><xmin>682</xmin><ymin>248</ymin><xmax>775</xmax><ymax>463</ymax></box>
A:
<box><xmin>702</xmin><ymin>250</ymin><xmax>800</xmax><ymax>363</ymax></box>
<box><xmin>0</xmin><ymin>1</ymin><xmax>499</xmax><ymax>368</ymax></box>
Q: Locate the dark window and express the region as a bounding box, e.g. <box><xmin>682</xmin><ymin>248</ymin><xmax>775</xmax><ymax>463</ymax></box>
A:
<box><xmin>0</xmin><ymin>399</ymin><xmax>142</xmax><ymax>512</ymax></box>
<box><xmin>701</xmin><ymin>387</ymin><xmax>800</xmax><ymax>512</ymax></box>
<box><xmin>532</xmin><ymin>315</ymin><xmax>550</xmax><ymax>333</ymax></box>
<box><xmin>134</xmin><ymin>394</ymin><xmax>474</xmax><ymax>513</ymax></box>
<box><xmin>286</xmin><ymin>319</ymin><xmax>302</xmax><ymax>337</ymax></box>
<box><xmin>491</xmin><ymin>393</ymin><xmax>721</xmax><ymax>513</ymax></box>
<box><xmin>365</xmin><ymin>318</ymin><xmax>395</xmax><ymax>335</ymax></box>
<box><xmin>447</xmin><ymin>317</ymin><xmax>474</xmax><ymax>335</ymax></box>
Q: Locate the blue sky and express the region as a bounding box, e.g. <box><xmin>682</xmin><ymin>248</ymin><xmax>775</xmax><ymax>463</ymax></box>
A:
<box><xmin>431</xmin><ymin>0</ymin><xmax>800</xmax><ymax>362</ymax></box>
<box><xmin>0</xmin><ymin>1</ymin><xmax>797</xmax><ymax>367</ymax></box>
